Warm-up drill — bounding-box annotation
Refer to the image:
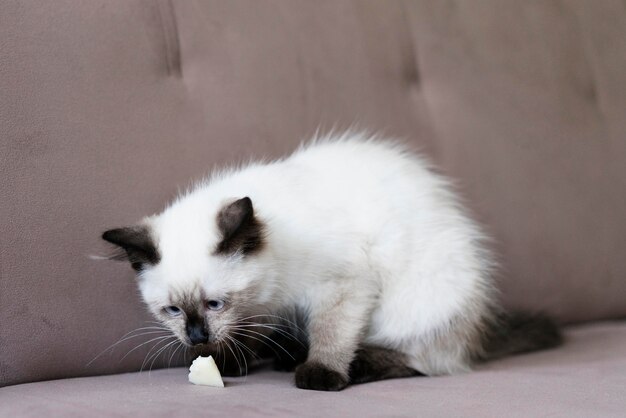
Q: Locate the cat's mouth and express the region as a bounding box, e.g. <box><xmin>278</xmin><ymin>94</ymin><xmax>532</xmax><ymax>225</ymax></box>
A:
<box><xmin>183</xmin><ymin>332</ymin><xmax>222</xmax><ymax>349</ymax></box>
<box><xmin>187</xmin><ymin>339</ymin><xmax>225</xmax><ymax>358</ymax></box>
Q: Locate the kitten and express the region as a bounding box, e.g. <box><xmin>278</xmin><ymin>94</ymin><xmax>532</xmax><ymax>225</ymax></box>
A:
<box><xmin>102</xmin><ymin>132</ymin><xmax>561</xmax><ymax>391</ymax></box>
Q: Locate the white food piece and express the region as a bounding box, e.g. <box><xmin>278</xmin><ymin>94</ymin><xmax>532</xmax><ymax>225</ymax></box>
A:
<box><xmin>188</xmin><ymin>355</ymin><xmax>224</xmax><ymax>387</ymax></box>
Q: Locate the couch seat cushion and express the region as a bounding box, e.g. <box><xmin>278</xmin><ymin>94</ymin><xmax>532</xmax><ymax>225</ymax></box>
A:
<box><xmin>1</xmin><ymin>322</ymin><xmax>624</xmax><ymax>417</ymax></box>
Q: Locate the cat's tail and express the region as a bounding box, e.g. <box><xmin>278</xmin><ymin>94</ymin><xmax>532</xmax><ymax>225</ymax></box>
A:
<box><xmin>478</xmin><ymin>311</ymin><xmax>563</xmax><ymax>361</ymax></box>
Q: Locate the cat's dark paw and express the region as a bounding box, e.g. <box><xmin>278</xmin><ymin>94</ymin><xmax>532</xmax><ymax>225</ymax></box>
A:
<box><xmin>295</xmin><ymin>362</ymin><xmax>348</xmax><ymax>391</ymax></box>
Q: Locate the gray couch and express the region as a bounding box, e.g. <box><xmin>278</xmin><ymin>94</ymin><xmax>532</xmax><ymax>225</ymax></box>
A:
<box><xmin>1</xmin><ymin>1</ymin><xmax>625</xmax><ymax>416</ymax></box>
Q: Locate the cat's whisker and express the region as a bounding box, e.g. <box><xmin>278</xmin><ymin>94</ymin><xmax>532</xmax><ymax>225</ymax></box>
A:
<box><xmin>140</xmin><ymin>337</ymin><xmax>177</xmax><ymax>371</ymax></box>
<box><xmin>230</xmin><ymin>335</ymin><xmax>261</xmax><ymax>361</ymax></box>
<box><xmin>171</xmin><ymin>341</ymin><xmax>186</xmax><ymax>365</ymax></box>
<box><xmin>139</xmin><ymin>338</ymin><xmax>169</xmax><ymax>372</ymax></box>
<box><xmin>230</xmin><ymin>329</ymin><xmax>295</xmax><ymax>360</ymax></box>
<box><xmin>231</xmin><ymin>325</ymin><xmax>304</xmax><ymax>350</ymax></box>
<box><xmin>167</xmin><ymin>342</ymin><xmax>180</xmax><ymax>369</ymax></box>
<box><xmin>141</xmin><ymin>340</ymin><xmax>166</xmax><ymax>372</ymax></box>
<box><xmin>151</xmin><ymin>339</ymin><xmax>178</xmax><ymax>370</ymax></box>
<box><xmin>225</xmin><ymin>335</ymin><xmax>249</xmax><ymax>380</ymax></box>
<box><xmin>167</xmin><ymin>341</ymin><xmax>180</xmax><ymax>369</ymax></box>
<box><xmin>229</xmin><ymin>330</ymin><xmax>281</xmax><ymax>359</ymax></box>
<box><xmin>147</xmin><ymin>340</ymin><xmax>179</xmax><ymax>373</ymax></box>
<box><xmin>238</xmin><ymin>314</ymin><xmax>305</xmax><ymax>333</ymax></box>
<box><xmin>216</xmin><ymin>341</ymin><xmax>226</xmax><ymax>370</ymax></box>
<box><xmin>120</xmin><ymin>335</ymin><xmax>176</xmax><ymax>363</ymax></box>
<box><xmin>234</xmin><ymin>339</ymin><xmax>249</xmax><ymax>378</ymax></box>
<box><xmin>231</xmin><ymin>323</ymin><xmax>306</xmax><ymax>347</ymax></box>
<box><xmin>222</xmin><ymin>335</ymin><xmax>244</xmax><ymax>378</ymax></box>
<box><xmin>239</xmin><ymin>313</ymin><xmax>303</xmax><ymax>328</ymax></box>
<box><xmin>235</xmin><ymin>314</ymin><xmax>307</xmax><ymax>343</ymax></box>
<box><xmin>86</xmin><ymin>328</ymin><xmax>172</xmax><ymax>367</ymax></box>
<box><xmin>217</xmin><ymin>341</ymin><xmax>226</xmax><ymax>371</ymax></box>
<box><xmin>231</xmin><ymin>336</ymin><xmax>265</xmax><ymax>378</ymax></box>
<box><xmin>231</xmin><ymin>326</ymin><xmax>293</xmax><ymax>349</ymax></box>
<box><xmin>169</xmin><ymin>341</ymin><xmax>185</xmax><ymax>368</ymax></box>
<box><xmin>163</xmin><ymin>342</ymin><xmax>174</xmax><ymax>369</ymax></box>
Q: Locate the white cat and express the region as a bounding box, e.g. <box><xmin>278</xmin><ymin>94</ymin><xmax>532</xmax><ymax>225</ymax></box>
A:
<box><xmin>103</xmin><ymin>132</ymin><xmax>560</xmax><ymax>391</ymax></box>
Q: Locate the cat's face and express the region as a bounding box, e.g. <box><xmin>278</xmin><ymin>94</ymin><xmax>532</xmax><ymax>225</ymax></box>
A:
<box><xmin>102</xmin><ymin>197</ymin><xmax>269</xmax><ymax>348</ymax></box>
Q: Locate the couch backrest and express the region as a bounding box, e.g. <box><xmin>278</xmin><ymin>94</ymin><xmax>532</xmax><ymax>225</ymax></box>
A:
<box><xmin>2</xmin><ymin>0</ymin><xmax>625</xmax><ymax>387</ymax></box>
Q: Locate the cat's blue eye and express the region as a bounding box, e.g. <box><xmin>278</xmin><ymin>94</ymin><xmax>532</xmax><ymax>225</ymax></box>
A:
<box><xmin>206</xmin><ymin>299</ymin><xmax>225</xmax><ymax>311</ymax></box>
<box><xmin>163</xmin><ymin>306</ymin><xmax>182</xmax><ymax>317</ymax></box>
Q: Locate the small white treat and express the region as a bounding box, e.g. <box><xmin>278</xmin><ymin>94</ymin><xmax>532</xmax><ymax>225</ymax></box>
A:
<box><xmin>188</xmin><ymin>356</ymin><xmax>224</xmax><ymax>387</ymax></box>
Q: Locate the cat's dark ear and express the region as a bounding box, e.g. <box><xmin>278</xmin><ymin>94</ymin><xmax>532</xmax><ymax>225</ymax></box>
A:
<box><xmin>215</xmin><ymin>197</ymin><xmax>264</xmax><ymax>255</ymax></box>
<box><xmin>101</xmin><ymin>226</ymin><xmax>160</xmax><ymax>271</ymax></box>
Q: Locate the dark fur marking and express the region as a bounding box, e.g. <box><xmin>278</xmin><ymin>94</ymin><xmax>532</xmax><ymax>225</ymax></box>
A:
<box><xmin>349</xmin><ymin>345</ymin><xmax>423</xmax><ymax>384</ymax></box>
<box><xmin>266</xmin><ymin>308</ymin><xmax>309</xmax><ymax>372</ymax></box>
<box><xmin>270</xmin><ymin>328</ymin><xmax>309</xmax><ymax>372</ymax></box>
<box><xmin>295</xmin><ymin>362</ymin><xmax>349</xmax><ymax>391</ymax></box>
<box><xmin>478</xmin><ymin>311</ymin><xmax>563</xmax><ymax>361</ymax></box>
<box><xmin>271</xmin><ymin>335</ymin><xmax>308</xmax><ymax>372</ymax></box>
<box><xmin>215</xmin><ymin>197</ymin><xmax>264</xmax><ymax>255</ymax></box>
<box><xmin>102</xmin><ymin>226</ymin><xmax>160</xmax><ymax>271</ymax></box>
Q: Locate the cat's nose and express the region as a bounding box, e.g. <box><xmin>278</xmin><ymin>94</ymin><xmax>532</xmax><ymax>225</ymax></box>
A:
<box><xmin>186</xmin><ymin>321</ymin><xmax>209</xmax><ymax>345</ymax></box>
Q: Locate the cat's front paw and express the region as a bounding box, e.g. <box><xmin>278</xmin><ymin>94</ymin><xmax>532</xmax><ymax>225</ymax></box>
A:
<box><xmin>294</xmin><ymin>362</ymin><xmax>348</xmax><ymax>391</ymax></box>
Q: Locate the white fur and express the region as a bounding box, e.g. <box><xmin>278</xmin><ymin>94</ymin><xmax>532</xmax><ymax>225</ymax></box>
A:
<box><xmin>140</xmin><ymin>132</ymin><xmax>496</xmax><ymax>376</ymax></box>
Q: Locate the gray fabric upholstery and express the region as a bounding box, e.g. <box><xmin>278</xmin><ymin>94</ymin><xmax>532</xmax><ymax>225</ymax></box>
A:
<box><xmin>1</xmin><ymin>0</ymin><xmax>625</xmax><ymax>390</ymax></box>
<box><xmin>1</xmin><ymin>322</ymin><xmax>625</xmax><ymax>417</ymax></box>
